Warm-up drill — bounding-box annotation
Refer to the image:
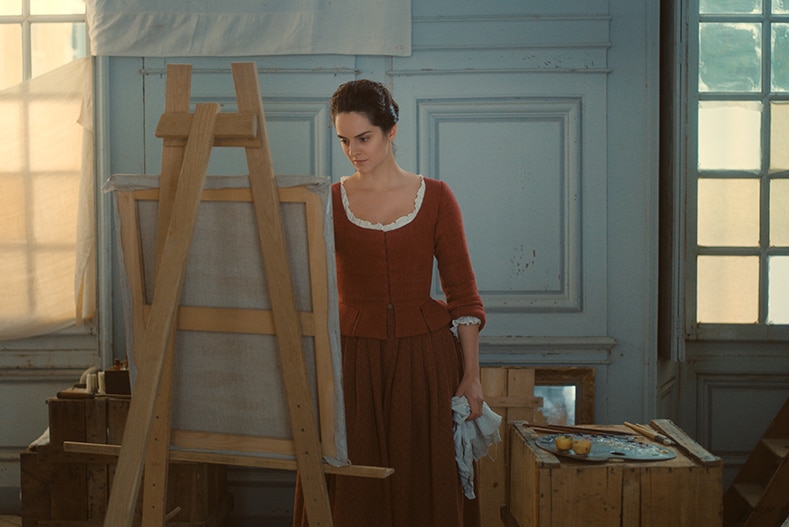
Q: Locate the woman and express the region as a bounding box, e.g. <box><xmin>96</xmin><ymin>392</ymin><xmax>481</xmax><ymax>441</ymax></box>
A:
<box><xmin>294</xmin><ymin>79</ymin><xmax>486</xmax><ymax>527</ymax></box>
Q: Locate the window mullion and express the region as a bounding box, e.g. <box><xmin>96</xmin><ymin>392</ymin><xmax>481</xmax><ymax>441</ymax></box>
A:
<box><xmin>685</xmin><ymin>0</ymin><xmax>701</xmax><ymax>337</ymax></box>
<box><xmin>761</xmin><ymin>8</ymin><xmax>771</xmax><ymax>325</ymax></box>
<box><xmin>21</xmin><ymin>18</ymin><xmax>31</xmax><ymax>81</ymax></box>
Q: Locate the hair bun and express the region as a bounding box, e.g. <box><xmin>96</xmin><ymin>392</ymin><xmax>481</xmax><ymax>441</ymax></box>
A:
<box><xmin>330</xmin><ymin>79</ymin><xmax>399</xmax><ymax>133</ymax></box>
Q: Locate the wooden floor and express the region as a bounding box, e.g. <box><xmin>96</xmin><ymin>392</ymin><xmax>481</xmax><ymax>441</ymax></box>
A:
<box><xmin>4</xmin><ymin>512</ymin><xmax>788</xmax><ymax>526</ymax></box>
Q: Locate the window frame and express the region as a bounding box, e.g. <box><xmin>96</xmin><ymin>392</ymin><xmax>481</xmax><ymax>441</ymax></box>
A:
<box><xmin>682</xmin><ymin>0</ymin><xmax>789</xmax><ymax>342</ymax></box>
<box><xmin>0</xmin><ymin>0</ymin><xmax>96</xmax><ymax>343</ymax></box>
<box><xmin>0</xmin><ymin>0</ymin><xmax>89</xmax><ymax>84</ymax></box>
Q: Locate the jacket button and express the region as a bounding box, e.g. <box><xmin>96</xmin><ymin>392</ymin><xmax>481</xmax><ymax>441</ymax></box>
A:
<box><xmin>387</xmin><ymin>303</ymin><xmax>393</xmax><ymax>309</ymax></box>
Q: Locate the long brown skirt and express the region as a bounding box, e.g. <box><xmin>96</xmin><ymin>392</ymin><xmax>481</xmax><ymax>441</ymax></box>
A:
<box><xmin>293</xmin><ymin>323</ymin><xmax>480</xmax><ymax>527</ymax></box>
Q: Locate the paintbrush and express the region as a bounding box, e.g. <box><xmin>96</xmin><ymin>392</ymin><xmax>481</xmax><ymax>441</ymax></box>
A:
<box><xmin>624</xmin><ymin>421</ymin><xmax>674</xmax><ymax>445</ymax></box>
<box><xmin>529</xmin><ymin>423</ymin><xmax>634</xmax><ymax>437</ymax></box>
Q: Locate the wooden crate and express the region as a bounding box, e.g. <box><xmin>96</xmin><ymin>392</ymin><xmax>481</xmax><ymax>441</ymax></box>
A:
<box><xmin>478</xmin><ymin>366</ymin><xmax>597</xmax><ymax>527</ymax></box>
<box><xmin>478</xmin><ymin>367</ymin><xmax>543</xmax><ymax>527</ymax></box>
<box><xmin>20</xmin><ymin>397</ymin><xmax>232</xmax><ymax>527</ymax></box>
<box><xmin>504</xmin><ymin>421</ymin><xmax>723</xmax><ymax>527</ymax></box>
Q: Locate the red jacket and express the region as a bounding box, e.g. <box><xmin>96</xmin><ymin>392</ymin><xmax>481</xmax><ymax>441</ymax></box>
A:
<box><xmin>332</xmin><ymin>177</ymin><xmax>485</xmax><ymax>339</ymax></box>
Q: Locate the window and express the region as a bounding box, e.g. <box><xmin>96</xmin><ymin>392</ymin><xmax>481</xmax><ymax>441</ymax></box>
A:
<box><xmin>0</xmin><ymin>0</ymin><xmax>88</xmax><ymax>89</ymax></box>
<box><xmin>0</xmin><ymin>0</ymin><xmax>92</xmax><ymax>339</ymax></box>
<box><xmin>687</xmin><ymin>0</ymin><xmax>789</xmax><ymax>339</ymax></box>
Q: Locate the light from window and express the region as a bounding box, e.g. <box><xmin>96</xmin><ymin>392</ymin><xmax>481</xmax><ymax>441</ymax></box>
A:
<box><xmin>0</xmin><ymin>0</ymin><xmax>91</xmax><ymax>337</ymax></box>
<box><xmin>0</xmin><ymin>0</ymin><xmax>87</xmax><ymax>89</ymax></box>
<box><xmin>772</xmin><ymin>180</ymin><xmax>789</xmax><ymax>245</ymax></box>
<box><xmin>698</xmin><ymin>179</ymin><xmax>759</xmax><ymax>247</ymax></box>
<box><xmin>697</xmin><ymin>256</ymin><xmax>759</xmax><ymax>324</ymax></box>
<box><xmin>699</xmin><ymin>23</ymin><xmax>761</xmax><ymax>92</ymax></box>
<box><xmin>700</xmin><ymin>0</ymin><xmax>760</xmax><ymax>14</ymax></box>
<box><xmin>698</xmin><ymin>101</ymin><xmax>761</xmax><ymax>171</ymax></box>
<box><xmin>30</xmin><ymin>0</ymin><xmax>86</xmax><ymax>16</ymax></box>
<box><xmin>31</xmin><ymin>22</ymin><xmax>87</xmax><ymax>78</ymax></box>
<box><xmin>770</xmin><ymin>102</ymin><xmax>789</xmax><ymax>170</ymax></box>
<box><xmin>0</xmin><ymin>25</ymin><xmax>23</xmax><ymax>89</ymax></box>
<box><xmin>768</xmin><ymin>256</ymin><xmax>789</xmax><ymax>323</ymax></box>
<box><xmin>0</xmin><ymin>1</ymin><xmax>20</xmax><ymax>16</ymax></box>
<box><xmin>772</xmin><ymin>24</ymin><xmax>789</xmax><ymax>90</ymax></box>
<box><xmin>694</xmin><ymin>2</ymin><xmax>789</xmax><ymax>329</ymax></box>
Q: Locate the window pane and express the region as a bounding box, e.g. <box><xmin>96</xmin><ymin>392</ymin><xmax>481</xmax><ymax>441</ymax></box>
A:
<box><xmin>30</xmin><ymin>22</ymin><xmax>87</xmax><ymax>78</ymax></box>
<box><xmin>698</xmin><ymin>101</ymin><xmax>761</xmax><ymax>170</ymax></box>
<box><xmin>699</xmin><ymin>23</ymin><xmax>761</xmax><ymax>92</ymax></box>
<box><xmin>0</xmin><ymin>100</ymin><xmax>23</xmax><ymax>172</ymax></box>
<box><xmin>0</xmin><ymin>175</ymin><xmax>26</xmax><ymax>243</ymax></box>
<box><xmin>28</xmin><ymin>99</ymin><xmax>82</xmax><ymax>172</ymax></box>
<box><xmin>776</xmin><ymin>0</ymin><xmax>789</xmax><ymax>13</ymax></box>
<box><xmin>32</xmin><ymin>174</ymin><xmax>80</xmax><ymax>244</ymax></box>
<box><xmin>697</xmin><ymin>256</ymin><xmax>759</xmax><ymax>323</ymax></box>
<box><xmin>772</xmin><ymin>25</ymin><xmax>789</xmax><ymax>91</ymax></box>
<box><xmin>0</xmin><ymin>24</ymin><xmax>23</xmax><ymax>90</ymax></box>
<box><xmin>701</xmin><ymin>0</ymin><xmax>760</xmax><ymax>14</ymax></box>
<box><xmin>771</xmin><ymin>179</ymin><xmax>789</xmax><ymax>245</ymax></box>
<box><xmin>30</xmin><ymin>0</ymin><xmax>85</xmax><ymax>15</ymax></box>
<box><xmin>0</xmin><ymin>250</ymin><xmax>33</xmax><ymax>317</ymax></box>
<box><xmin>770</xmin><ymin>102</ymin><xmax>789</xmax><ymax>170</ymax></box>
<box><xmin>768</xmin><ymin>256</ymin><xmax>789</xmax><ymax>323</ymax></box>
<box><xmin>698</xmin><ymin>179</ymin><xmax>760</xmax><ymax>246</ymax></box>
<box><xmin>0</xmin><ymin>1</ymin><xmax>21</xmax><ymax>15</ymax></box>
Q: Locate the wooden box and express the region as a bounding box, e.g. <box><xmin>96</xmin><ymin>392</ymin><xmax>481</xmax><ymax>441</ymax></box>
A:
<box><xmin>478</xmin><ymin>366</ymin><xmax>596</xmax><ymax>527</ymax></box>
<box><xmin>20</xmin><ymin>397</ymin><xmax>232</xmax><ymax>527</ymax></box>
<box><xmin>504</xmin><ymin>421</ymin><xmax>723</xmax><ymax>527</ymax></box>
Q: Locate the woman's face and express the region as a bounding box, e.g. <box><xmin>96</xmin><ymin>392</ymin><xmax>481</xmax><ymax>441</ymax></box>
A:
<box><xmin>334</xmin><ymin>111</ymin><xmax>396</xmax><ymax>175</ymax></box>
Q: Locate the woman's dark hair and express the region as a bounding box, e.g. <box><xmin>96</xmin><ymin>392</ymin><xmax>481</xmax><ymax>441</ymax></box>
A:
<box><xmin>329</xmin><ymin>79</ymin><xmax>399</xmax><ymax>133</ymax></box>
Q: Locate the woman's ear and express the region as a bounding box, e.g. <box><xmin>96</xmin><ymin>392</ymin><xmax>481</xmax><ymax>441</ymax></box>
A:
<box><xmin>388</xmin><ymin>124</ymin><xmax>398</xmax><ymax>141</ymax></box>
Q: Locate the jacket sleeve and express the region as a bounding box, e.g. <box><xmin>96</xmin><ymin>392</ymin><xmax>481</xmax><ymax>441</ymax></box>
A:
<box><xmin>433</xmin><ymin>181</ymin><xmax>486</xmax><ymax>330</ymax></box>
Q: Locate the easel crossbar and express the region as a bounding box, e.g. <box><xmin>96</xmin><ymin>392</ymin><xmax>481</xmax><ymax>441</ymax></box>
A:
<box><xmin>64</xmin><ymin>440</ymin><xmax>394</xmax><ymax>479</ymax></box>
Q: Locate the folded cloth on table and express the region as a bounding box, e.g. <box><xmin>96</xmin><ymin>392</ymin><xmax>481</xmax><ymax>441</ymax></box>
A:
<box><xmin>451</xmin><ymin>395</ymin><xmax>503</xmax><ymax>499</ymax></box>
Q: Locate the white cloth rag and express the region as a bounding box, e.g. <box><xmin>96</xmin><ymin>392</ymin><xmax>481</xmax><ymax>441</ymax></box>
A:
<box><xmin>451</xmin><ymin>395</ymin><xmax>503</xmax><ymax>499</ymax></box>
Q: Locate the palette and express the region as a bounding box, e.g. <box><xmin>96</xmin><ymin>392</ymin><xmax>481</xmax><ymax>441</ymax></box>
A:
<box><xmin>536</xmin><ymin>433</ymin><xmax>676</xmax><ymax>462</ymax></box>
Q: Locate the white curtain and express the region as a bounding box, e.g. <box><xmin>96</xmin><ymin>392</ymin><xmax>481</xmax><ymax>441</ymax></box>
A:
<box><xmin>0</xmin><ymin>58</ymin><xmax>95</xmax><ymax>340</ymax></box>
<box><xmin>85</xmin><ymin>0</ymin><xmax>411</xmax><ymax>57</ymax></box>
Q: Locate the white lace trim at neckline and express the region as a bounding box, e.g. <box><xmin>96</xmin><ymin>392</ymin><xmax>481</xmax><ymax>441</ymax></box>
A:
<box><xmin>340</xmin><ymin>175</ymin><xmax>425</xmax><ymax>232</ymax></box>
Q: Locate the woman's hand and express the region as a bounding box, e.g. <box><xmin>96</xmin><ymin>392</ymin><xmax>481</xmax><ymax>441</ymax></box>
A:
<box><xmin>455</xmin><ymin>322</ymin><xmax>483</xmax><ymax>420</ymax></box>
<box><xmin>455</xmin><ymin>374</ymin><xmax>484</xmax><ymax>421</ymax></box>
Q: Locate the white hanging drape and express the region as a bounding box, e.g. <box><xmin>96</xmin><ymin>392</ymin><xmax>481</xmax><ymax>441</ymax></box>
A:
<box><xmin>85</xmin><ymin>0</ymin><xmax>411</xmax><ymax>57</ymax></box>
<box><xmin>0</xmin><ymin>58</ymin><xmax>95</xmax><ymax>340</ymax></box>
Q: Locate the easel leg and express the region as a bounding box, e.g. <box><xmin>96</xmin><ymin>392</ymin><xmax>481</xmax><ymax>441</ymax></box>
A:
<box><xmin>232</xmin><ymin>62</ymin><xmax>334</xmax><ymax>526</ymax></box>
<box><xmin>140</xmin><ymin>63</ymin><xmax>193</xmax><ymax>527</ymax></box>
<box><xmin>104</xmin><ymin>102</ymin><xmax>220</xmax><ymax>527</ymax></box>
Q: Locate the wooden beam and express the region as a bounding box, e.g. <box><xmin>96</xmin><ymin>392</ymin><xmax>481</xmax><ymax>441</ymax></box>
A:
<box><xmin>103</xmin><ymin>102</ymin><xmax>220</xmax><ymax>527</ymax></box>
<box><xmin>142</xmin><ymin>63</ymin><xmax>192</xmax><ymax>527</ymax></box>
<box><xmin>232</xmin><ymin>61</ymin><xmax>334</xmax><ymax>527</ymax></box>
<box><xmin>155</xmin><ymin>111</ymin><xmax>258</xmax><ymax>147</ymax></box>
<box><xmin>64</xmin><ymin>441</ymin><xmax>394</xmax><ymax>479</ymax></box>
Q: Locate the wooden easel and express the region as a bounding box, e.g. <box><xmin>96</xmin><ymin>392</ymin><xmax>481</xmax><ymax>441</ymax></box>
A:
<box><xmin>70</xmin><ymin>63</ymin><xmax>391</xmax><ymax>527</ymax></box>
